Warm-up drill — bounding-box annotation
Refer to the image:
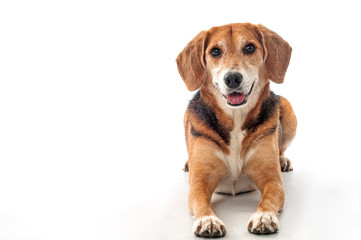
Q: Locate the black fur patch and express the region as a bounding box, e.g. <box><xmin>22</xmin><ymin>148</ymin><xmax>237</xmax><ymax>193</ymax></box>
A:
<box><xmin>244</xmin><ymin>92</ymin><xmax>280</xmax><ymax>132</ymax></box>
<box><xmin>190</xmin><ymin>124</ymin><xmax>223</xmax><ymax>148</ymax></box>
<box><xmin>188</xmin><ymin>91</ymin><xmax>230</xmax><ymax>144</ymax></box>
<box><xmin>190</xmin><ymin>125</ymin><xmax>202</xmax><ymax>137</ymax></box>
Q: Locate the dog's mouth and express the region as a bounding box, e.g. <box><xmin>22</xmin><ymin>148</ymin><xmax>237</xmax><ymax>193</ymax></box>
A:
<box><xmin>223</xmin><ymin>82</ymin><xmax>255</xmax><ymax>106</ymax></box>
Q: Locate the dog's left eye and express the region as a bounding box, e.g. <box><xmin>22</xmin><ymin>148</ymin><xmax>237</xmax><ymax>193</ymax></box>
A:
<box><xmin>210</xmin><ymin>47</ymin><xmax>222</xmax><ymax>57</ymax></box>
<box><xmin>244</xmin><ymin>44</ymin><xmax>256</xmax><ymax>54</ymax></box>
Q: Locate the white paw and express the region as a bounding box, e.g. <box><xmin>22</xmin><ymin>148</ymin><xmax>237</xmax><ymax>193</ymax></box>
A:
<box><xmin>280</xmin><ymin>156</ymin><xmax>293</xmax><ymax>172</ymax></box>
<box><xmin>247</xmin><ymin>211</ymin><xmax>279</xmax><ymax>235</ymax></box>
<box><xmin>193</xmin><ymin>216</ymin><xmax>226</xmax><ymax>238</ymax></box>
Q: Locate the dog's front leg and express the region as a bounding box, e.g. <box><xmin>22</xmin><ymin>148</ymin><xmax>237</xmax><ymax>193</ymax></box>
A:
<box><xmin>188</xmin><ymin>139</ymin><xmax>228</xmax><ymax>238</ymax></box>
<box><xmin>243</xmin><ymin>136</ymin><xmax>285</xmax><ymax>235</ymax></box>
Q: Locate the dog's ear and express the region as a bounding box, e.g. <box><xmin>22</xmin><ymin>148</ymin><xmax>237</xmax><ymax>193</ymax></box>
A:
<box><xmin>176</xmin><ymin>31</ymin><xmax>209</xmax><ymax>91</ymax></box>
<box><xmin>257</xmin><ymin>24</ymin><xmax>292</xmax><ymax>84</ymax></box>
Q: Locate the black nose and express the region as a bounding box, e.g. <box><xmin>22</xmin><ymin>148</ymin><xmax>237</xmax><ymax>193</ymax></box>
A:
<box><xmin>224</xmin><ymin>72</ymin><xmax>243</xmax><ymax>89</ymax></box>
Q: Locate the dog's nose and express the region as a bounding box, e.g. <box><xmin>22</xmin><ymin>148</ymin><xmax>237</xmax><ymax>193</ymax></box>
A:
<box><xmin>224</xmin><ymin>73</ymin><xmax>243</xmax><ymax>89</ymax></box>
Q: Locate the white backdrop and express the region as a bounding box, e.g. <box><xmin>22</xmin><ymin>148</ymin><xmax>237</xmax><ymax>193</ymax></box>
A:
<box><xmin>1</xmin><ymin>0</ymin><xmax>360</xmax><ymax>239</ymax></box>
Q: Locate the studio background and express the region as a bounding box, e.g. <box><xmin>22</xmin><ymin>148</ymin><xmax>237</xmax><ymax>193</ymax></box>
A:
<box><xmin>0</xmin><ymin>0</ymin><xmax>360</xmax><ymax>239</ymax></box>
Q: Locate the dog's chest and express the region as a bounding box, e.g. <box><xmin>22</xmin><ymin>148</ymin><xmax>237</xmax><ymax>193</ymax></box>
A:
<box><xmin>226</xmin><ymin>126</ymin><xmax>246</xmax><ymax>178</ymax></box>
<box><xmin>215</xmin><ymin>111</ymin><xmax>256</xmax><ymax>195</ymax></box>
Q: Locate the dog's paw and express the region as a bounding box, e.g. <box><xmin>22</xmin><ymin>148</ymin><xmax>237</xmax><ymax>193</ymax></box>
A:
<box><xmin>280</xmin><ymin>156</ymin><xmax>293</xmax><ymax>172</ymax></box>
<box><xmin>247</xmin><ymin>211</ymin><xmax>279</xmax><ymax>235</ymax></box>
<box><xmin>193</xmin><ymin>216</ymin><xmax>226</xmax><ymax>238</ymax></box>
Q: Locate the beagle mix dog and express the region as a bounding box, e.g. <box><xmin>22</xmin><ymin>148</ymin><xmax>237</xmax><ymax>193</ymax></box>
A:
<box><xmin>176</xmin><ymin>23</ymin><xmax>297</xmax><ymax>237</ymax></box>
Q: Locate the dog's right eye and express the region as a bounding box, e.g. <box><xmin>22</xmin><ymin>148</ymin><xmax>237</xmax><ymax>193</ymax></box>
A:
<box><xmin>210</xmin><ymin>48</ymin><xmax>222</xmax><ymax>57</ymax></box>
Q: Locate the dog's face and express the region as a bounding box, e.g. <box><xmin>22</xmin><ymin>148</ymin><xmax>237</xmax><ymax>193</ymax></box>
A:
<box><xmin>205</xmin><ymin>25</ymin><xmax>264</xmax><ymax>107</ymax></box>
<box><xmin>177</xmin><ymin>23</ymin><xmax>292</xmax><ymax>108</ymax></box>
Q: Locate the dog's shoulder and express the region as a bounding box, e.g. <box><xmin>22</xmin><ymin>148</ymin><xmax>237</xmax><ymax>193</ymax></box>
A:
<box><xmin>185</xmin><ymin>90</ymin><xmax>232</xmax><ymax>147</ymax></box>
<box><xmin>243</xmin><ymin>91</ymin><xmax>281</xmax><ymax>132</ymax></box>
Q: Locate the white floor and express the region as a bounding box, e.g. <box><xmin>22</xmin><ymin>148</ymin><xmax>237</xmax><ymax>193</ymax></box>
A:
<box><xmin>0</xmin><ymin>158</ymin><xmax>359</xmax><ymax>240</ymax></box>
<box><xmin>156</xmin><ymin>170</ymin><xmax>359</xmax><ymax>240</ymax></box>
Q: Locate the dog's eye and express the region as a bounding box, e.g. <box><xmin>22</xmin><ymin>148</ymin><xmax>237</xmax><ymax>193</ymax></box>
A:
<box><xmin>210</xmin><ymin>47</ymin><xmax>222</xmax><ymax>57</ymax></box>
<box><xmin>244</xmin><ymin>44</ymin><xmax>256</xmax><ymax>54</ymax></box>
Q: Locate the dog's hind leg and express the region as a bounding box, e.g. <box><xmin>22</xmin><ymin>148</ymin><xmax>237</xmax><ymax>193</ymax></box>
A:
<box><xmin>279</xmin><ymin>96</ymin><xmax>297</xmax><ymax>172</ymax></box>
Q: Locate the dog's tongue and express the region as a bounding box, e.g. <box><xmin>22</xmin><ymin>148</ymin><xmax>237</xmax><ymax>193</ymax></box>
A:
<box><xmin>227</xmin><ymin>92</ymin><xmax>245</xmax><ymax>105</ymax></box>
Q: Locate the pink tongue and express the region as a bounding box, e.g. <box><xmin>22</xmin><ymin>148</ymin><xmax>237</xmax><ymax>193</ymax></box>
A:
<box><xmin>227</xmin><ymin>92</ymin><xmax>245</xmax><ymax>105</ymax></box>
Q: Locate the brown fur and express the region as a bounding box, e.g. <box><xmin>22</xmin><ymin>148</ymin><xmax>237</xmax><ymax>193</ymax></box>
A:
<box><xmin>279</xmin><ymin>96</ymin><xmax>297</xmax><ymax>156</ymax></box>
<box><xmin>177</xmin><ymin>23</ymin><xmax>297</xmax><ymax>237</ymax></box>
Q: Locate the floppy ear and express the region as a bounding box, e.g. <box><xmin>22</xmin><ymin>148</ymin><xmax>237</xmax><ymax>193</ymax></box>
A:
<box><xmin>176</xmin><ymin>31</ymin><xmax>208</xmax><ymax>91</ymax></box>
<box><xmin>257</xmin><ymin>24</ymin><xmax>292</xmax><ymax>84</ymax></box>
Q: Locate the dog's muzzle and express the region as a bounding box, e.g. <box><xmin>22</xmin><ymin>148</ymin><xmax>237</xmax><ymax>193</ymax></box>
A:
<box><xmin>223</xmin><ymin>81</ymin><xmax>255</xmax><ymax>106</ymax></box>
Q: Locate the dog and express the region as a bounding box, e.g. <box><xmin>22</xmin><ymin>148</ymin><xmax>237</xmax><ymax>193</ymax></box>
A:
<box><xmin>176</xmin><ymin>23</ymin><xmax>297</xmax><ymax>237</ymax></box>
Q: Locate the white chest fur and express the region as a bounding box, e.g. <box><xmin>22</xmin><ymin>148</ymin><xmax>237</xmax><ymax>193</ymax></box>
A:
<box><xmin>220</xmin><ymin>122</ymin><xmax>246</xmax><ymax>180</ymax></box>
<box><xmin>214</xmin><ymin>102</ymin><xmax>257</xmax><ymax>195</ymax></box>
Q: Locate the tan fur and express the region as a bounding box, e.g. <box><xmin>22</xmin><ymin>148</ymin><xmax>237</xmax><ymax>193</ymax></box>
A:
<box><xmin>177</xmin><ymin>23</ymin><xmax>297</xmax><ymax>237</ymax></box>
<box><xmin>279</xmin><ymin>96</ymin><xmax>297</xmax><ymax>156</ymax></box>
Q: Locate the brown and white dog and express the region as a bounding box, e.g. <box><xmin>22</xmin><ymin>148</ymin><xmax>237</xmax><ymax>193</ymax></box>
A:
<box><xmin>176</xmin><ymin>23</ymin><xmax>297</xmax><ymax>237</ymax></box>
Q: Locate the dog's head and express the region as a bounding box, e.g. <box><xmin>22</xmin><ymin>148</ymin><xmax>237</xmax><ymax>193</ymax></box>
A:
<box><xmin>176</xmin><ymin>23</ymin><xmax>292</xmax><ymax>107</ymax></box>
